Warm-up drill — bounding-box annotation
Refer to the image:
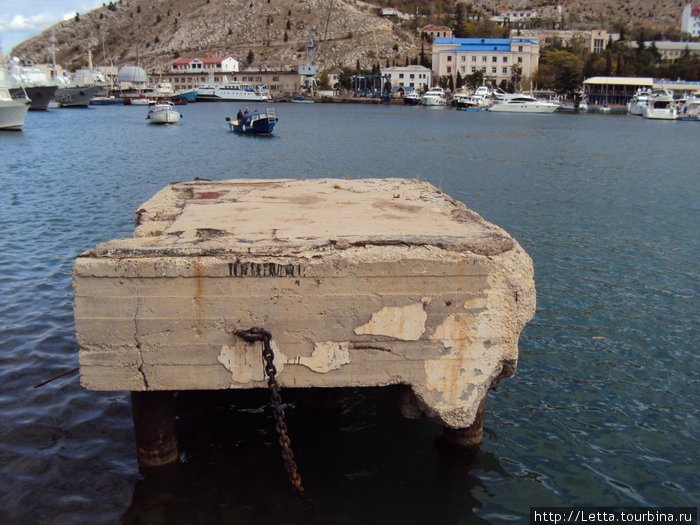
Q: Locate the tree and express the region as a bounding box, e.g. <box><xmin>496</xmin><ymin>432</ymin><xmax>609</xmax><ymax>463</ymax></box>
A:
<box><xmin>75</xmin><ymin>12</ymin><xmax>80</xmax><ymax>22</ymax></box>
<box><xmin>247</xmin><ymin>50</ymin><xmax>254</xmax><ymax>65</ymax></box>
<box><xmin>318</xmin><ymin>70</ymin><xmax>331</xmax><ymax>90</ymax></box>
<box><xmin>284</xmin><ymin>31</ymin><xmax>288</xmax><ymax>42</ymax></box>
<box><xmin>535</xmin><ymin>49</ymin><xmax>583</xmax><ymax>97</ymax></box>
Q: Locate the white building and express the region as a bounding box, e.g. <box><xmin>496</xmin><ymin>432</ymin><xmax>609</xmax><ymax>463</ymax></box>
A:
<box><xmin>170</xmin><ymin>57</ymin><xmax>239</xmax><ymax>74</ymax></box>
<box><xmin>380</xmin><ymin>65</ymin><xmax>432</xmax><ymax>91</ymax></box>
<box><xmin>491</xmin><ymin>11</ymin><xmax>540</xmax><ymax>27</ymax></box>
<box><xmin>681</xmin><ymin>4</ymin><xmax>700</xmax><ymax>37</ymax></box>
<box><xmin>432</xmin><ymin>38</ymin><xmax>540</xmax><ymax>86</ymax></box>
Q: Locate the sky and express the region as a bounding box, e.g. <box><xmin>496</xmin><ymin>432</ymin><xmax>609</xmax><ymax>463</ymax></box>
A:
<box><xmin>0</xmin><ymin>0</ymin><xmax>105</xmax><ymax>53</ymax></box>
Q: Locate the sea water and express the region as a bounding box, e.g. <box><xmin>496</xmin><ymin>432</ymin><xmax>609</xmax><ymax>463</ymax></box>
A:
<box><xmin>0</xmin><ymin>102</ymin><xmax>697</xmax><ymax>524</ymax></box>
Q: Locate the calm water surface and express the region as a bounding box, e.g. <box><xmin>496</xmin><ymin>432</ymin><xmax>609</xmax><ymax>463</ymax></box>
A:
<box><xmin>0</xmin><ymin>102</ymin><xmax>698</xmax><ymax>524</ymax></box>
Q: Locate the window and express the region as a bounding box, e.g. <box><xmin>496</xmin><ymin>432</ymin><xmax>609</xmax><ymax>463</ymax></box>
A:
<box><xmin>492</xmin><ymin>56</ymin><xmax>497</xmax><ymax>62</ymax></box>
<box><xmin>461</xmin><ymin>66</ymin><xmax>466</xmax><ymax>73</ymax></box>
<box><xmin>461</xmin><ymin>56</ymin><xmax>466</xmax><ymax>62</ymax></box>
<box><xmin>410</xmin><ymin>74</ymin><xmax>415</xmax><ymax>79</ymax></box>
<box><xmin>399</xmin><ymin>73</ymin><xmax>404</xmax><ymax>79</ymax></box>
<box><xmin>447</xmin><ymin>66</ymin><xmax>452</xmax><ymax>73</ymax></box>
<box><xmin>492</xmin><ymin>67</ymin><xmax>497</xmax><ymax>74</ymax></box>
<box><xmin>518</xmin><ymin>46</ymin><xmax>523</xmax><ymax>52</ymax></box>
<box><xmin>502</xmin><ymin>67</ymin><xmax>508</xmax><ymax>74</ymax></box>
<box><xmin>503</xmin><ymin>56</ymin><xmax>508</xmax><ymax>62</ymax></box>
<box><xmin>482</xmin><ymin>56</ymin><xmax>487</xmax><ymax>62</ymax></box>
<box><xmin>471</xmin><ymin>66</ymin><xmax>476</xmax><ymax>73</ymax></box>
<box><xmin>447</xmin><ymin>56</ymin><xmax>452</xmax><ymax>62</ymax></box>
<box><xmin>472</xmin><ymin>56</ymin><xmax>476</xmax><ymax>62</ymax></box>
<box><xmin>518</xmin><ymin>57</ymin><xmax>523</xmax><ymax>63</ymax></box>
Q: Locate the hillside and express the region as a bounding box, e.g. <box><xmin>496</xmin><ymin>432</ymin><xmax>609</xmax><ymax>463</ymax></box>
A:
<box><xmin>10</xmin><ymin>0</ymin><xmax>687</xmax><ymax>73</ymax></box>
<box><xmin>11</xmin><ymin>0</ymin><xmax>422</xmax><ymax>73</ymax></box>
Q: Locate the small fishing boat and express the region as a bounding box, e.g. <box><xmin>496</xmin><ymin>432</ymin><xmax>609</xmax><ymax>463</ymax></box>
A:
<box><xmin>291</xmin><ymin>96</ymin><xmax>314</xmax><ymax>103</ymax></box>
<box><xmin>403</xmin><ymin>91</ymin><xmax>421</xmax><ymax>106</ymax></box>
<box><xmin>226</xmin><ymin>107</ymin><xmax>278</xmax><ymax>134</ymax></box>
<box><xmin>146</xmin><ymin>102</ymin><xmax>181</xmax><ymax>124</ymax></box>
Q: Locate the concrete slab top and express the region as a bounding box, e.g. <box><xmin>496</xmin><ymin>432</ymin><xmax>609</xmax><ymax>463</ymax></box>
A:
<box><xmin>84</xmin><ymin>178</ymin><xmax>515</xmax><ymax>258</ymax></box>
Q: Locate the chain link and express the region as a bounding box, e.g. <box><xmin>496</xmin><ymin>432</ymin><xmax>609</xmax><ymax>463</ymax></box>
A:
<box><xmin>235</xmin><ymin>327</ymin><xmax>305</xmax><ymax>498</ymax></box>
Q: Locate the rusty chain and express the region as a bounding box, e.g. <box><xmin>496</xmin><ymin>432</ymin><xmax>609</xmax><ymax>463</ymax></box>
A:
<box><xmin>234</xmin><ymin>327</ymin><xmax>304</xmax><ymax>498</ymax></box>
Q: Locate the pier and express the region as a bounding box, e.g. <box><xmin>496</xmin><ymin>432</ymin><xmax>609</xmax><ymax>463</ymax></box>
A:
<box><xmin>73</xmin><ymin>178</ymin><xmax>535</xmax><ymax>467</ymax></box>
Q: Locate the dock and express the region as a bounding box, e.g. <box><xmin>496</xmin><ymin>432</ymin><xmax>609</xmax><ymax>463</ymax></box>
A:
<box><xmin>73</xmin><ymin>178</ymin><xmax>535</xmax><ymax>467</ymax></box>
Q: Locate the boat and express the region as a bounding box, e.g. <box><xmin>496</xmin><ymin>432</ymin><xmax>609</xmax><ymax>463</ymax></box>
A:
<box><xmin>197</xmin><ymin>75</ymin><xmax>270</xmax><ymax>102</ymax></box>
<box><xmin>489</xmin><ymin>93</ymin><xmax>559</xmax><ymax>113</ymax></box>
<box><xmin>642</xmin><ymin>89</ymin><xmax>677</xmax><ymax>120</ymax></box>
<box><xmin>146</xmin><ymin>101</ymin><xmax>181</xmax><ymax>124</ymax></box>
<box><xmin>129</xmin><ymin>96</ymin><xmax>156</xmax><ymax>106</ymax></box>
<box><xmin>89</xmin><ymin>96</ymin><xmax>124</xmax><ymax>105</ymax></box>
<box><xmin>0</xmin><ymin>68</ymin><xmax>31</xmax><ymax>130</ymax></box>
<box><xmin>421</xmin><ymin>87</ymin><xmax>447</xmax><ymax>106</ymax></box>
<box><xmin>172</xmin><ymin>89</ymin><xmax>197</xmax><ymax>102</ymax></box>
<box><xmin>226</xmin><ymin>108</ymin><xmax>278</xmax><ymax>134</ymax></box>
<box><xmin>53</xmin><ymin>83</ymin><xmax>101</xmax><ymax>107</ymax></box>
<box><xmin>454</xmin><ymin>87</ymin><xmax>491</xmax><ymax>111</ymax></box>
<box><xmin>627</xmin><ymin>87</ymin><xmax>652</xmax><ymax>115</ymax></box>
<box><xmin>678</xmin><ymin>91</ymin><xmax>700</xmax><ymax>121</ymax></box>
<box><xmin>403</xmin><ymin>91</ymin><xmax>421</xmax><ymax>106</ymax></box>
<box><xmin>291</xmin><ymin>96</ymin><xmax>314</xmax><ymax>103</ymax></box>
<box><xmin>7</xmin><ymin>58</ymin><xmax>58</xmax><ymax>110</ymax></box>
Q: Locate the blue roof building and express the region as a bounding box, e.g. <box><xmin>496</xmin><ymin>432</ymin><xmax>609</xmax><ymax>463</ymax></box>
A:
<box><xmin>431</xmin><ymin>37</ymin><xmax>540</xmax><ymax>87</ymax></box>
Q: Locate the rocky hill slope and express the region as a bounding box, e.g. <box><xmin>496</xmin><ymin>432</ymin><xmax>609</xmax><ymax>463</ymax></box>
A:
<box><xmin>11</xmin><ymin>0</ymin><xmax>421</xmax><ymax>73</ymax></box>
<box><xmin>11</xmin><ymin>0</ymin><xmax>687</xmax><ymax>73</ymax></box>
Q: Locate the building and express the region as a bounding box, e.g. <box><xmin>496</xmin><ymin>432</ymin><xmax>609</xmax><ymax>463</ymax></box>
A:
<box><xmin>170</xmin><ymin>57</ymin><xmax>239</xmax><ymax>74</ymax></box>
<box><xmin>491</xmin><ymin>10</ymin><xmax>540</xmax><ymax>27</ymax></box>
<box><xmin>381</xmin><ymin>7</ymin><xmax>413</xmax><ymax>20</ymax></box>
<box><xmin>511</xmin><ymin>29</ymin><xmax>618</xmax><ymax>53</ymax></box>
<box><xmin>380</xmin><ymin>65</ymin><xmax>432</xmax><ymax>91</ymax></box>
<box><xmin>421</xmin><ymin>25</ymin><xmax>453</xmax><ymax>40</ymax></box>
<box><xmin>627</xmin><ymin>40</ymin><xmax>700</xmax><ymax>59</ymax></box>
<box><xmin>681</xmin><ymin>4</ymin><xmax>700</xmax><ymax>37</ymax></box>
<box><xmin>583</xmin><ymin>76</ymin><xmax>700</xmax><ymax>106</ymax></box>
<box><xmin>431</xmin><ymin>38</ymin><xmax>540</xmax><ymax>86</ymax></box>
<box><xmin>155</xmin><ymin>69</ymin><xmax>309</xmax><ymax>99</ymax></box>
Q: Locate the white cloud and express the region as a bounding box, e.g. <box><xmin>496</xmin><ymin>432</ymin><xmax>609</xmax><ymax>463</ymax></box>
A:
<box><xmin>0</xmin><ymin>12</ymin><xmax>59</xmax><ymax>33</ymax></box>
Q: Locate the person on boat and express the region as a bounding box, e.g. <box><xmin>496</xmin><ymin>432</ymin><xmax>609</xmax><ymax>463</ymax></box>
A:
<box><xmin>243</xmin><ymin>107</ymin><xmax>251</xmax><ymax>125</ymax></box>
<box><xmin>237</xmin><ymin>108</ymin><xmax>243</xmax><ymax>123</ymax></box>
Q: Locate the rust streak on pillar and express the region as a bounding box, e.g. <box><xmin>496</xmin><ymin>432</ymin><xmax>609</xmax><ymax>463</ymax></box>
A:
<box><xmin>131</xmin><ymin>391</ymin><xmax>179</xmax><ymax>468</ymax></box>
<box><xmin>442</xmin><ymin>396</ymin><xmax>486</xmax><ymax>450</ymax></box>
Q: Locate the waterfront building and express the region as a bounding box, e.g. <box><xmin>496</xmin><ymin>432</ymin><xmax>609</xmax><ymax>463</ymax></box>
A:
<box><xmin>681</xmin><ymin>4</ymin><xmax>700</xmax><ymax>37</ymax></box>
<box><xmin>170</xmin><ymin>57</ymin><xmax>239</xmax><ymax>74</ymax></box>
<box><xmin>421</xmin><ymin>25</ymin><xmax>453</xmax><ymax>40</ymax></box>
<box><xmin>431</xmin><ymin>37</ymin><xmax>540</xmax><ymax>86</ymax></box>
<box><xmin>155</xmin><ymin>69</ymin><xmax>307</xmax><ymax>99</ymax></box>
<box><xmin>583</xmin><ymin>76</ymin><xmax>700</xmax><ymax>106</ymax></box>
<box><xmin>380</xmin><ymin>65</ymin><xmax>431</xmax><ymax>92</ymax></box>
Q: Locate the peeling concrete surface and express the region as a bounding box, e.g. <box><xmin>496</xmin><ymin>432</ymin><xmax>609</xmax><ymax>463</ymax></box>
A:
<box><xmin>73</xmin><ymin>178</ymin><xmax>536</xmax><ymax>430</ymax></box>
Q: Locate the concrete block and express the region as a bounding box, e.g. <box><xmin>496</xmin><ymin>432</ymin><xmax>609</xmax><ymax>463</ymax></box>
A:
<box><xmin>73</xmin><ymin>178</ymin><xmax>535</xmax><ymax>429</ymax></box>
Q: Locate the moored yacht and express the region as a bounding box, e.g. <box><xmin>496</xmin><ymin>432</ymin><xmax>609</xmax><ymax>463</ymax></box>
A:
<box><xmin>642</xmin><ymin>89</ymin><xmax>678</xmax><ymax>120</ymax></box>
<box><xmin>489</xmin><ymin>93</ymin><xmax>559</xmax><ymax>113</ymax></box>
<box><xmin>627</xmin><ymin>87</ymin><xmax>652</xmax><ymax>115</ymax></box>
<box><xmin>0</xmin><ymin>69</ymin><xmax>31</xmax><ymax>130</ymax></box>
<box><xmin>421</xmin><ymin>87</ymin><xmax>447</xmax><ymax>106</ymax></box>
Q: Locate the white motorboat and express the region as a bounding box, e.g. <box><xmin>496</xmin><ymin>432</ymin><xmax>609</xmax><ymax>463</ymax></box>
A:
<box><xmin>196</xmin><ymin>75</ymin><xmax>270</xmax><ymax>102</ymax></box>
<box><xmin>489</xmin><ymin>93</ymin><xmax>559</xmax><ymax>113</ymax></box>
<box><xmin>627</xmin><ymin>88</ymin><xmax>652</xmax><ymax>115</ymax></box>
<box><xmin>0</xmin><ymin>69</ymin><xmax>30</xmax><ymax>130</ymax></box>
<box><xmin>421</xmin><ymin>87</ymin><xmax>447</xmax><ymax>106</ymax></box>
<box><xmin>678</xmin><ymin>91</ymin><xmax>700</xmax><ymax>121</ymax></box>
<box><xmin>642</xmin><ymin>89</ymin><xmax>677</xmax><ymax>120</ymax></box>
<box><xmin>146</xmin><ymin>102</ymin><xmax>181</xmax><ymax>124</ymax></box>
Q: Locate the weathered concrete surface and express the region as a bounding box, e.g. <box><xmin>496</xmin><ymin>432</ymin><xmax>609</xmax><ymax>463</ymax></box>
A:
<box><xmin>73</xmin><ymin>178</ymin><xmax>535</xmax><ymax>429</ymax></box>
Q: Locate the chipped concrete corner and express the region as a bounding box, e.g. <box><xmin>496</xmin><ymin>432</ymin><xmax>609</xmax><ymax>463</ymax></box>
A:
<box><xmin>74</xmin><ymin>178</ymin><xmax>536</xmax><ymax>431</ymax></box>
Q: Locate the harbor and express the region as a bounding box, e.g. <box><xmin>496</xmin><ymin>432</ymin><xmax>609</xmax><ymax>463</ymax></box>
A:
<box><xmin>0</xmin><ymin>102</ymin><xmax>697</xmax><ymax>523</ymax></box>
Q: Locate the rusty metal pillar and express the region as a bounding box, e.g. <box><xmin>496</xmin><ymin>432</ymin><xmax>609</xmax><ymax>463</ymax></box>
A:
<box><xmin>131</xmin><ymin>391</ymin><xmax>179</xmax><ymax>468</ymax></box>
<box><xmin>442</xmin><ymin>396</ymin><xmax>486</xmax><ymax>450</ymax></box>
